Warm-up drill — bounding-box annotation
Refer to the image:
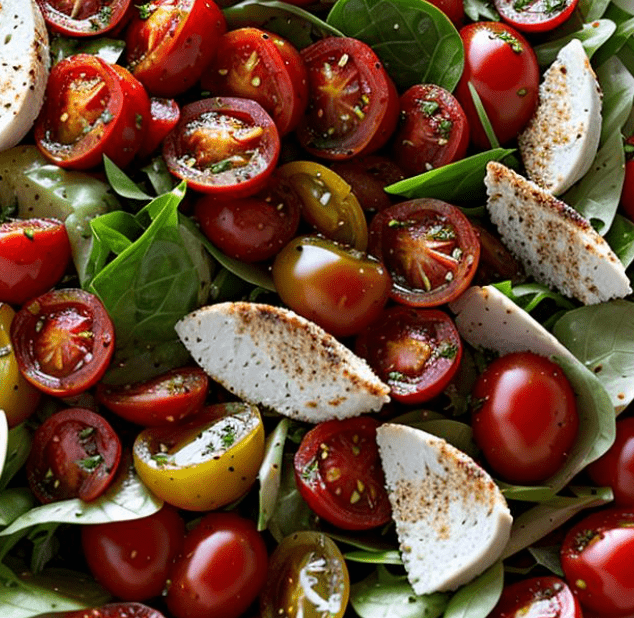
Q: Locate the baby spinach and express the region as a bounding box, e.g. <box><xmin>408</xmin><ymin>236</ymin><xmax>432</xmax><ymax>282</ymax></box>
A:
<box><xmin>605</xmin><ymin>213</ymin><xmax>634</xmax><ymax>267</ymax></box>
<box><xmin>258</xmin><ymin>418</ymin><xmax>289</xmax><ymax>531</ymax></box>
<box><xmin>443</xmin><ymin>562</ymin><xmax>504</xmax><ymax>618</ymax></box>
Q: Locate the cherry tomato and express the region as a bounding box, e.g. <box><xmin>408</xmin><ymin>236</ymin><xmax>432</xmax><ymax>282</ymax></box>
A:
<box><xmin>471</xmin><ymin>351</ymin><xmax>579</xmax><ymax>484</ymax></box>
<box><xmin>494</xmin><ymin>0</ymin><xmax>579</xmax><ymax>33</ymax></box>
<box><xmin>426</xmin><ymin>0</ymin><xmax>465</xmax><ymax>26</ymax></box>
<box><xmin>35</xmin><ymin>0</ymin><xmax>133</xmax><ymax>37</ymax></box>
<box><xmin>293</xmin><ymin>417</ymin><xmax>391</xmax><ymax>530</ymax></box>
<box><xmin>125</xmin><ymin>0</ymin><xmax>226</xmax><ymax>97</ymax></box>
<box><xmin>96</xmin><ymin>366</ymin><xmax>209</xmax><ymax>426</ymax></box>
<box><xmin>472</xmin><ymin>222</ymin><xmax>525</xmax><ymax>285</ymax></box>
<box><xmin>202</xmin><ymin>27</ymin><xmax>308</xmax><ymax>136</ymax></box>
<box><xmin>81</xmin><ymin>505</ymin><xmax>185</xmax><ymax>600</ymax></box>
<box><xmin>0</xmin><ymin>218</ymin><xmax>71</xmax><ymax>305</ymax></box>
<box><xmin>272</xmin><ymin>235</ymin><xmax>392</xmax><ymax>338</ymax></box>
<box><xmin>260</xmin><ymin>531</ymin><xmax>350</xmax><ymax>618</ymax></box>
<box><xmin>391</xmin><ymin>84</ymin><xmax>470</xmax><ymax>177</ymax></box>
<box><xmin>587</xmin><ymin>416</ymin><xmax>634</xmax><ymax>506</ymax></box>
<box><xmin>32</xmin><ymin>603</ymin><xmax>168</xmax><ymax>618</ymax></box>
<box><xmin>296</xmin><ymin>36</ymin><xmax>400</xmax><ymax>160</ymax></box>
<box><xmin>620</xmin><ymin>136</ymin><xmax>634</xmax><ymax>221</ymax></box>
<box><xmin>488</xmin><ymin>576</ymin><xmax>582</xmax><ymax>618</ymax></box>
<box><xmin>166</xmin><ymin>511</ymin><xmax>268</xmax><ymax>618</ymax></box>
<box><xmin>560</xmin><ymin>507</ymin><xmax>634</xmax><ymax>616</ymax></box>
<box><xmin>367</xmin><ymin>198</ymin><xmax>480</xmax><ymax>307</ymax></box>
<box><xmin>26</xmin><ymin>407</ymin><xmax>122</xmax><ymax>504</ymax></box>
<box><xmin>133</xmin><ymin>402</ymin><xmax>265</xmax><ymax>511</ymax></box>
<box><xmin>194</xmin><ymin>171</ymin><xmax>301</xmax><ymax>262</ymax></box>
<box><xmin>11</xmin><ymin>289</ymin><xmax>115</xmax><ymax>398</ymax></box>
<box><xmin>135</xmin><ymin>97</ymin><xmax>181</xmax><ymax>159</ymax></box>
<box><xmin>355</xmin><ymin>306</ymin><xmax>462</xmax><ymax>404</ymax></box>
<box><xmin>455</xmin><ymin>22</ymin><xmax>539</xmax><ymax>149</ymax></box>
<box><xmin>163</xmin><ymin>97</ymin><xmax>281</xmax><ymax>198</ymax></box>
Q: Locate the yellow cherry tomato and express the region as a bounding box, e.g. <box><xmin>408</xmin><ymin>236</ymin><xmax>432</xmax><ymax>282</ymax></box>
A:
<box><xmin>0</xmin><ymin>303</ymin><xmax>41</xmax><ymax>428</ymax></box>
<box><xmin>133</xmin><ymin>402</ymin><xmax>265</xmax><ymax>511</ymax></box>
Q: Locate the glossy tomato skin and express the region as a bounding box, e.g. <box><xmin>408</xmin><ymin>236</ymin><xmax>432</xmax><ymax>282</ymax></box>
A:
<box><xmin>488</xmin><ymin>576</ymin><xmax>582</xmax><ymax>618</ymax></box>
<box><xmin>471</xmin><ymin>351</ymin><xmax>579</xmax><ymax>484</ymax></box>
<box><xmin>391</xmin><ymin>84</ymin><xmax>469</xmax><ymax>177</ymax></box>
<box><xmin>163</xmin><ymin>97</ymin><xmax>280</xmax><ymax>198</ymax></box>
<box><xmin>26</xmin><ymin>407</ymin><xmax>122</xmax><ymax>503</ymax></box>
<box><xmin>494</xmin><ymin>0</ymin><xmax>579</xmax><ymax>32</ymax></box>
<box><xmin>472</xmin><ymin>222</ymin><xmax>525</xmax><ymax>285</ymax></box>
<box><xmin>294</xmin><ymin>417</ymin><xmax>391</xmax><ymax>530</ymax></box>
<box><xmin>136</xmin><ymin>97</ymin><xmax>181</xmax><ymax>159</ymax></box>
<box><xmin>355</xmin><ymin>306</ymin><xmax>462</xmax><ymax>404</ymax></box>
<box><xmin>81</xmin><ymin>505</ymin><xmax>185</xmax><ymax>600</ymax></box>
<box><xmin>455</xmin><ymin>22</ymin><xmax>539</xmax><ymax>149</ymax></box>
<box><xmin>272</xmin><ymin>235</ymin><xmax>392</xmax><ymax>338</ymax></box>
<box><xmin>560</xmin><ymin>507</ymin><xmax>634</xmax><ymax>616</ymax></box>
<box><xmin>35</xmin><ymin>0</ymin><xmax>133</xmax><ymax>37</ymax></box>
<box><xmin>125</xmin><ymin>0</ymin><xmax>226</xmax><ymax>97</ymax></box>
<box><xmin>202</xmin><ymin>27</ymin><xmax>308</xmax><ymax>136</ymax></box>
<box><xmin>32</xmin><ymin>602</ymin><xmax>168</xmax><ymax>618</ymax></box>
<box><xmin>427</xmin><ymin>0</ymin><xmax>465</xmax><ymax>26</ymax></box>
<box><xmin>10</xmin><ymin>288</ymin><xmax>115</xmax><ymax>398</ymax></box>
<box><xmin>0</xmin><ymin>218</ymin><xmax>71</xmax><ymax>305</ymax></box>
<box><xmin>621</xmin><ymin>136</ymin><xmax>634</xmax><ymax>221</ymax></box>
<box><xmin>166</xmin><ymin>511</ymin><xmax>268</xmax><ymax>618</ymax></box>
<box><xmin>297</xmin><ymin>36</ymin><xmax>399</xmax><ymax>160</ymax></box>
<box><xmin>367</xmin><ymin>198</ymin><xmax>480</xmax><ymax>307</ymax></box>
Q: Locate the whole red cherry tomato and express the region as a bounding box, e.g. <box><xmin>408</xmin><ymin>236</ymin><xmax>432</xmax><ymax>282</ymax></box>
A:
<box><xmin>35</xmin><ymin>0</ymin><xmax>133</xmax><ymax>37</ymax></box>
<box><xmin>471</xmin><ymin>351</ymin><xmax>579</xmax><ymax>484</ymax></box>
<box><xmin>293</xmin><ymin>416</ymin><xmax>392</xmax><ymax>530</ymax></box>
<box><xmin>494</xmin><ymin>0</ymin><xmax>579</xmax><ymax>33</ymax></box>
<box><xmin>81</xmin><ymin>505</ymin><xmax>185</xmax><ymax>600</ymax></box>
<box><xmin>0</xmin><ymin>218</ymin><xmax>71</xmax><ymax>305</ymax></box>
<box><xmin>26</xmin><ymin>407</ymin><xmax>122</xmax><ymax>503</ymax></box>
<box><xmin>455</xmin><ymin>22</ymin><xmax>539</xmax><ymax>149</ymax></box>
<box><xmin>296</xmin><ymin>36</ymin><xmax>400</xmax><ymax>160</ymax></box>
<box><xmin>427</xmin><ymin>0</ymin><xmax>465</xmax><ymax>26</ymax></box>
<box><xmin>166</xmin><ymin>511</ymin><xmax>268</xmax><ymax>618</ymax></box>
<box><xmin>560</xmin><ymin>507</ymin><xmax>634</xmax><ymax>616</ymax></box>
<box><xmin>32</xmin><ymin>603</ymin><xmax>167</xmax><ymax>618</ymax></box>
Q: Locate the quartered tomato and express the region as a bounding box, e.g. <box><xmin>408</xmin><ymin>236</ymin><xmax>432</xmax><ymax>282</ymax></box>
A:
<box><xmin>294</xmin><ymin>417</ymin><xmax>391</xmax><ymax>530</ymax></box>
<box><xmin>494</xmin><ymin>0</ymin><xmax>579</xmax><ymax>32</ymax></box>
<box><xmin>0</xmin><ymin>218</ymin><xmax>71</xmax><ymax>305</ymax></box>
<box><xmin>133</xmin><ymin>402</ymin><xmax>265</xmax><ymax>511</ymax></box>
<box><xmin>135</xmin><ymin>97</ymin><xmax>181</xmax><ymax>159</ymax></box>
<box><xmin>296</xmin><ymin>36</ymin><xmax>399</xmax><ymax>160</ymax></box>
<box><xmin>163</xmin><ymin>97</ymin><xmax>281</xmax><ymax>198</ymax></box>
<box><xmin>10</xmin><ymin>288</ymin><xmax>116</xmax><ymax>398</ymax></box>
<box><xmin>391</xmin><ymin>83</ymin><xmax>470</xmax><ymax>177</ymax></box>
<box><xmin>35</xmin><ymin>0</ymin><xmax>133</xmax><ymax>37</ymax></box>
<box><xmin>34</xmin><ymin>54</ymin><xmax>150</xmax><ymax>170</ymax></box>
<box><xmin>125</xmin><ymin>0</ymin><xmax>226</xmax><ymax>96</ymax></box>
<box><xmin>202</xmin><ymin>27</ymin><xmax>308</xmax><ymax>136</ymax></box>
<box><xmin>355</xmin><ymin>306</ymin><xmax>462</xmax><ymax>404</ymax></box>
<box><xmin>26</xmin><ymin>407</ymin><xmax>122</xmax><ymax>503</ymax></box>
<box><xmin>367</xmin><ymin>199</ymin><xmax>480</xmax><ymax>307</ymax></box>
<box><xmin>32</xmin><ymin>603</ymin><xmax>168</xmax><ymax>618</ymax></box>
<box><xmin>96</xmin><ymin>366</ymin><xmax>209</xmax><ymax>426</ymax></box>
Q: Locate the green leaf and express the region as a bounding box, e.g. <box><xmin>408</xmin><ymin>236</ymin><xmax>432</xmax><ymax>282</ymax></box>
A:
<box><xmin>443</xmin><ymin>562</ymin><xmax>504</xmax><ymax>618</ymax></box>
<box><xmin>596</xmin><ymin>55</ymin><xmax>634</xmax><ymax>147</ymax></box>
<box><xmin>412</xmin><ymin>419</ymin><xmax>478</xmax><ymax>459</ymax></box>
<box><xmin>528</xmin><ymin>545</ymin><xmax>564</xmax><ymax>576</ymax></box>
<box><xmin>0</xmin><ymin>488</ymin><xmax>36</xmax><ymax>527</ymax></box>
<box><xmin>103</xmin><ymin>156</ymin><xmax>153</xmax><ymax>200</ymax></box>
<box><xmin>467</xmin><ymin>82</ymin><xmax>500</xmax><ymax>149</ymax></box>
<box><xmin>579</xmin><ymin>0</ymin><xmax>612</xmax><ymax>20</ymax></box>
<box><xmin>345</xmin><ymin>549</ymin><xmax>403</xmax><ymax>564</ymax></box>
<box><xmin>592</xmin><ymin>6</ymin><xmax>634</xmax><ymax>67</ymax></box>
<box><xmin>327</xmin><ymin>0</ymin><xmax>464</xmax><ymax>91</ymax></box>
<box><xmin>141</xmin><ymin>156</ymin><xmax>175</xmax><ymax>196</ymax></box>
<box><xmin>605</xmin><ymin>213</ymin><xmax>634</xmax><ymax>268</ymax></box>
<box><xmin>0</xmin><ymin>425</ymin><xmax>32</xmax><ymax>491</ymax></box>
<box><xmin>463</xmin><ymin>0</ymin><xmax>500</xmax><ymax>21</ymax></box>
<box><xmin>258</xmin><ymin>418</ymin><xmax>289</xmax><ymax>531</ymax></box>
<box><xmin>50</xmin><ymin>35</ymin><xmax>126</xmax><ymax>65</ymax></box>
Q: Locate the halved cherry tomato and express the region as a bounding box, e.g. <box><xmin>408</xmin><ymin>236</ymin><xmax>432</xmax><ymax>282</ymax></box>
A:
<box><xmin>125</xmin><ymin>0</ymin><xmax>226</xmax><ymax>97</ymax></box>
<box><xmin>494</xmin><ymin>0</ymin><xmax>579</xmax><ymax>33</ymax></box>
<box><xmin>367</xmin><ymin>198</ymin><xmax>480</xmax><ymax>307</ymax></box>
<box><xmin>293</xmin><ymin>417</ymin><xmax>391</xmax><ymax>530</ymax></box>
<box><xmin>34</xmin><ymin>54</ymin><xmax>150</xmax><ymax>170</ymax></box>
<box><xmin>96</xmin><ymin>366</ymin><xmax>209</xmax><ymax>426</ymax></box>
<box><xmin>162</xmin><ymin>97</ymin><xmax>281</xmax><ymax>198</ymax></box>
<box><xmin>202</xmin><ymin>27</ymin><xmax>308</xmax><ymax>136</ymax></box>
<box><xmin>26</xmin><ymin>407</ymin><xmax>122</xmax><ymax>503</ymax></box>
<box><xmin>296</xmin><ymin>36</ymin><xmax>400</xmax><ymax>160</ymax></box>
<box><xmin>32</xmin><ymin>603</ymin><xmax>167</xmax><ymax>618</ymax></box>
<box><xmin>35</xmin><ymin>0</ymin><xmax>133</xmax><ymax>37</ymax></box>
<box><xmin>472</xmin><ymin>222</ymin><xmax>525</xmax><ymax>285</ymax></box>
<box><xmin>135</xmin><ymin>97</ymin><xmax>181</xmax><ymax>159</ymax></box>
<box><xmin>272</xmin><ymin>235</ymin><xmax>392</xmax><ymax>338</ymax></box>
<box><xmin>10</xmin><ymin>288</ymin><xmax>115</xmax><ymax>398</ymax></box>
<box><xmin>355</xmin><ymin>306</ymin><xmax>462</xmax><ymax>404</ymax></box>
<box><xmin>0</xmin><ymin>218</ymin><xmax>71</xmax><ymax>305</ymax></box>
<box><xmin>391</xmin><ymin>84</ymin><xmax>470</xmax><ymax>177</ymax></box>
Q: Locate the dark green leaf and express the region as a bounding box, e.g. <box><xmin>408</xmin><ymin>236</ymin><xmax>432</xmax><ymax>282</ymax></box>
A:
<box><xmin>0</xmin><ymin>425</ymin><xmax>32</xmax><ymax>491</ymax></box>
<box><xmin>606</xmin><ymin>213</ymin><xmax>634</xmax><ymax>268</ymax></box>
<box><xmin>443</xmin><ymin>562</ymin><xmax>503</xmax><ymax>618</ymax></box>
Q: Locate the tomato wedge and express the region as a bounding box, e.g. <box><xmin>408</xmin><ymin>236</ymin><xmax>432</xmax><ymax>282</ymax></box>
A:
<box><xmin>35</xmin><ymin>0</ymin><xmax>133</xmax><ymax>37</ymax></box>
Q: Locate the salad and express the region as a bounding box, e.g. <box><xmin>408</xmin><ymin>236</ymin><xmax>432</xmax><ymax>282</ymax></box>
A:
<box><xmin>2</xmin><ymin>0</ymin><xmax>634</xmax><ymax>617</ymax></box>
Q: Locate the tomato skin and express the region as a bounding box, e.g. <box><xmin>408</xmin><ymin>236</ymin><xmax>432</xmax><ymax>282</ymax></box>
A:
<box><xmin>32</xmin><ymin>602</ymin><xmax>168</xmax><ymax>618</ymax></box>
<box><xmin>136</xmin><ymin>97</ymin><xmax>181</xmax><ymax>159</ymax></box>
<box><xmin>81</xmin><ymin>505</ymin><xmax>185</xmax><ymax>600</ymax></box>
<box><xmin>272</xmin><ymin>235</ymin><xmax>392</xmax><ymax>338</ymax></box>
<box><xmin>426</xmin><ymin>0</ymin><xmax>465</xmax><ymax>26</ymax></box>
<box><xmin>494</xmin><ymin>0</ymin><xmax>579</xmax><ymax>33</ymax></box>
<box><xmin>471</xmin><ymin>351</ymin><xmax>579</xmax><ymax>484</ymax></box>
<box><xmin>166</xmin><ymin>511</ymin><xmax>268</xmax><ymax>618</ymax></box>
<box><xmin>560</xmin><ymin>507</ymin><xmax>634</xmax><ymax>616</ymax></box>
<box><xmin>35</xmin><ymin>0</ymin><xmax>133</xmax><ymax>37</ymax></box>
<box><xmin>11</xmin><ymin>289</ymin><xmax>115</xmax><ymax>398</ymax></box>
<box><xmin>355</xmin><ymin>306</ymin><xmax>462</xmax><ymax>404</ymax></box>
<box><xmin>620</xmin><ymin>137</ymin><xmax>634</xmax><ymax>221</ymax></box>
<box><xmin>472</xmin><ymin>222</ymin><xmax>525</xmax><ymax>285</ymax></box>
<box><xmin>455</xmin><ymin>22</ymin><xmax>539</xmax><ymax>149</ymax></box>
<box><xmin>0</xmin><ymin>218</ymin><xmax>71</xmax><ymax>305</ymax></box>
<box><xmin>26</xmin><ymin>407</ymin><xmax>122</xmax><ymax>503</ymax></box>
<box><xmin>294</xmin><ymin>417</ymin><xmax>391</xmax><ymax>530</ymax></box>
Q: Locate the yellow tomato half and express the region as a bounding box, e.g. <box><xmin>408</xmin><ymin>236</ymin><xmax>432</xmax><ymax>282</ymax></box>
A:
<box><xmin>133</xmin><ymin>402</ymin><xmax>265</xmax><ymax>511</ymax></box>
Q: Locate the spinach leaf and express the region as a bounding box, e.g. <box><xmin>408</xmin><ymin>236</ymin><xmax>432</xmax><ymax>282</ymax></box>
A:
<box><xmin>0</xmin><ymin>425</ymin><xmax>31</xmax><ymax>492</ymax></box>
<box><xmin>579</xmin><ymin>0</ymin><xmax>612</xmax><ymax>20</ymax></box>
<box><xmin>463</xmin><ymin>0</ymin><xmax>500</xmax><ymax>22</ymax></box>
<box><xmin>0</xmin><ymin>488</ymin><xmax>35</xmax><ymax>528</ymax></box>
<box><xmin>443</xmin><ymin>562</ymin><xmax>504</xmax><ymax>618</ymax></box>
<box><xmin>327</xmin><ymin>0</ymin><xmax>464</xmax><ymax>91</ymax></box>
<box><xmin>345</xmin><ymin>550</ymin><xmax>403</xmax><ymax>565</ymax></box>
<box><xmin>605</xmin><ymin>213</ymin><xmax>634</xmax><ymax>268</ymax></box>
<box><xmin>592</xmin><ymin>5</ymin><xmax>634</xmax><ymax>67</ymax></box>
<box><xmin>258</xmin><ymin>418</ymin><xmax>289</xmax><ymax>531</ymax></box>
<box><xmin>597</xmin><ymin>55</ymin><xmax>634</xmax><ymax>147</ymax></box>
<box><xmin>103</xmin><ymin>155</ymin><xmax>153</xmax><ymax>201</ymax></box>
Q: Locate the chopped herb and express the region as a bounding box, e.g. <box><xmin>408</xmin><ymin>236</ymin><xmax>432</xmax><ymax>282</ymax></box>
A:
<box><xmin>136</xmin><ymin>3</ymin><xmax>153</xmax><ymax>19</ymax></box>
<box><xmin>220</xmin><ymin>424</ymin><xmax>237</xmax><ymax>449</ymax></box>
<box><xmin>301</xmin><ymin>458</ymin><xmax>319</xmax><ymax>480</ymax></box>
<box><xmin>76</xmin><ymin>454</ymin><xmax>104</xmax><ymax>472</ymax></box>
<box><xmin>437</xmin><ymin>343</ymin><xmax>459</xmax><ymax>359</ymax></box>
<box><xmin>79</xmin><ymin>427</ymin><xmax>96</xmax><ymax>440</ymax></box>
<box><xmin>438</xmin><ymin>118</ymin><xmax>453</xmax><ymax>137</ymax></box>
<box><xmin>136</xmin><ymin>113</ymin><xmax>144</xmax><ymax>130</ymax></box>
<box><xmin>99</xmin><ymin>6</ymin><xmax>113</xmax><ymax>23</ymax></box>
<box><xmin>22</xmin><ymin>228</ymin><xmax>35</xmax><ymax>240</ymax></box>
<box><xmin>101</xmin><ymin>110</ymin><xmax>115</xmax><ymax>124</ymax></box>
<box><xmin>427</xmin><ymin>224</ymin><xmax>455</xmax><ymax>241</ymax></box>
<box><xmin>512</xmin><ymin>0</ymin><xmax>533</xmax><ymax>11</ymax></box>
<box><xmin>420</xmin><ymin>99</ymin><xmax>440</xmax><ymax>115</ymax></box>
<box><xmin>494</xmin><ymin>30</ymin><xmax>523</xmax><ymax>53</ymax></box>
<box><xmin>388</xmin><ymin>370</ymin><xmax>408</xmax><ymax>382</ymax></box>
<box><xmin>151</xmin><ymin>453</ymin><xmax>172</xmax><ymax>466</ymax></box>
<box><xmin>210</xmin><ymin>159</ymin><xmax>233</xmax><ymax>174</ymax></box>
<box><xmin>543</xmin><ymin>0</ymin><xmax>567</xmax><ymax>14</ymax></box>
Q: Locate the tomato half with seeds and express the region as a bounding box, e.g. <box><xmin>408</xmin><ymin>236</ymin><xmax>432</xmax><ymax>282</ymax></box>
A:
<box><xmin>368</xmin><ymin>198</ymin><xmax>480</xmax><ymax>307</ymax></box>
<box><xmin>26</xmin><ymin>407</ymin><xmax>122</xmax><ymax>503</ymax></box>
<box><xmin>10</xmin><ymin>288</ymin><xmax>115</xmax><ymax>398</ymax></box>
<box><xmin>32</xmin><ymin>603</ymin><xmax>168</xmax><ymax>618</ymax></box>
<box><xmin>494</xmin><ymin>0</ymin><xmax>578</xmax><ymax>33</ymax></box>
<box><xmin>35</xmin><ymin>0</ymin><xmax>133</xmax><ymax>37</ymax></box>
<box><xmin>297</xmin><ymin>36</ymin><xmax>399</xmax><ymax>160</ymax></box>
